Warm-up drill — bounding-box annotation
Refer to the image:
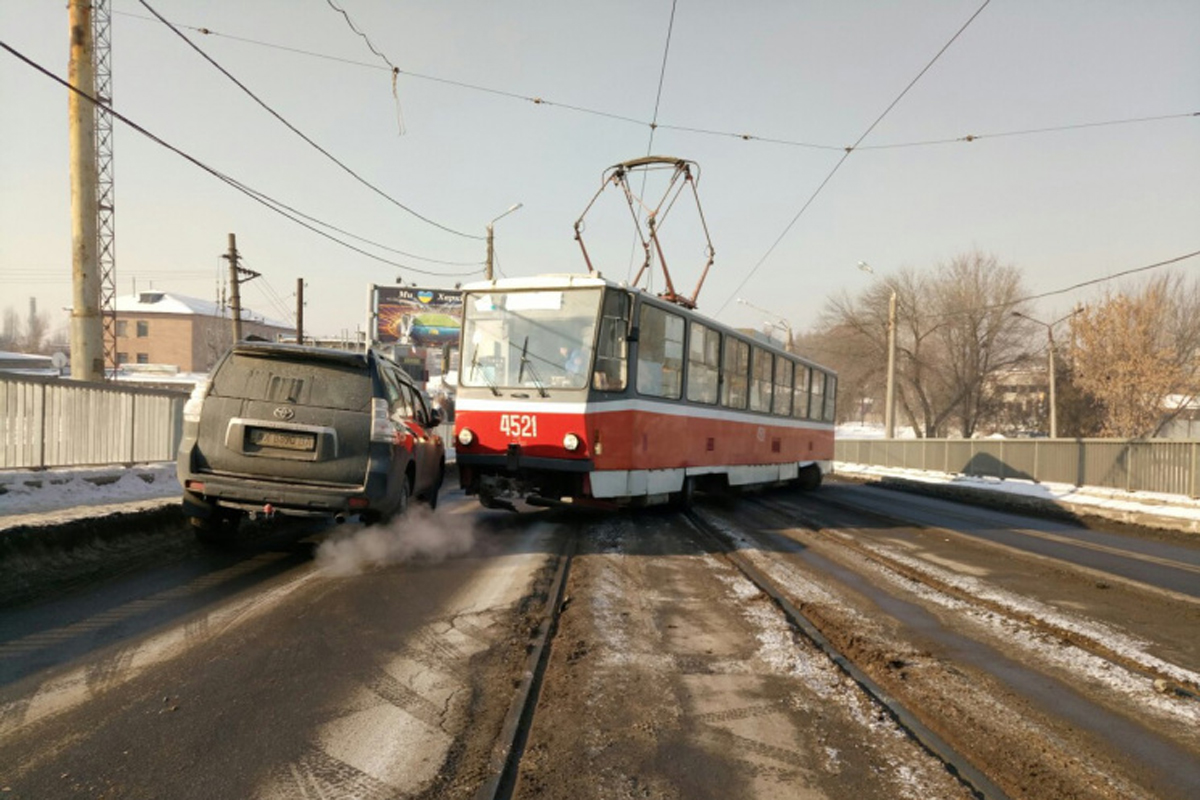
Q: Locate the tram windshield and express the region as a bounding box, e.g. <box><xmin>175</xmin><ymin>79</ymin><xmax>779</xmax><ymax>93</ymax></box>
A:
<box><xmin>461</xmin><ymin>288</ymin><xmax>602</xmax><ymax>390</ymax></box>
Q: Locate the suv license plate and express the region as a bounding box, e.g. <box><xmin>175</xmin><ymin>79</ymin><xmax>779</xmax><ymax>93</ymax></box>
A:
<box><xmin>249</xmin><ymin>429</ymin><xmax>316</xmax><ymax>451</ymax></box>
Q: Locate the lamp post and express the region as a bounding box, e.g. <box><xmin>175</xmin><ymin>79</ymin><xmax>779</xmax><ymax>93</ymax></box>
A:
<box><xmin>735</xmin><ymin>297</ymin><xmax>793</xmax><ymax>350</ymax></box>
<box><xmin>485</xmin><ymin>203</ymin><xmax>523</xmax><ymax>281</ymax></box>
<box><xmin>858</xmin><ymin>262</ymin><xmax>897</xmax><ymax>438</ymax></box>
<box><xmin>1012</xmin><ymin>310</ymin><xmax>1076</xmax><ymax>438</ymax></box>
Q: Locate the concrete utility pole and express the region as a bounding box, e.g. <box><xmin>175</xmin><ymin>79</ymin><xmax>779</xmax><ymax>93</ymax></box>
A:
<box><xmin>227</xmin><ymin>234</ymin><xmax>244</xmax><ymax>342</ymax></box>
<box><xmin>68</xmin><ymin>0</ymin><xmax>104</xmax><ymax>381</ymax></box>
<box><xmin>296</xmin><ymin>278</ymin><xmax>305</xmax><ymax>345</ymax></box>
<box><xmin>885</xmin><ymin>290</ymin><xmax>897</xmax><ymax>439</ymax></box>
<box><xmin>223</xmin><ymin>233</ymin><xmax>260</xmax><ymax>343</ymax></box>
<box><xmin>1013</xmin><ymin>310</ymin><xmax>1078</xmax><ymax>439</ymax></box>
<box><xmin>485</xmin><ymin>203</ymin><xmax>522</xmax><ymax>281</ymax></box>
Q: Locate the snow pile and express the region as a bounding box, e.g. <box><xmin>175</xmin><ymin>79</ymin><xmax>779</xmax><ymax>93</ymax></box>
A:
<box><xmin>0</xmin><ymin>464</ymin><xmax>179</xmax><ymax>518</ymax></box>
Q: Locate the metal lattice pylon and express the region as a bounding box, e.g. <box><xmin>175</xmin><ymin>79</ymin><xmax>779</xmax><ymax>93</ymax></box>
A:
<box><xmin>93</xmin><ymin>0</ymin><xmax>117</xmax><ymax>375</ymax></box>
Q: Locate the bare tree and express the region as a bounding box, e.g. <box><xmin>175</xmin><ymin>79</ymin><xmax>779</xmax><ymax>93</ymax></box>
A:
<box><xmin>1070</xmin><ymin>277</ymin><xmax>1183</xmax><ymax>438</ymax></box>
<box><xmin>818</xmin><ymin>251</ymin><xmax>1029</xmax><ymax>437</ymax></box>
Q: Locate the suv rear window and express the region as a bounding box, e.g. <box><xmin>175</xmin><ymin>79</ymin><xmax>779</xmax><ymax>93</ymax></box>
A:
<box><xmin>211</xmin><ymin>352</ymin><xmax>374</xmax><ymax>411</ymax></box>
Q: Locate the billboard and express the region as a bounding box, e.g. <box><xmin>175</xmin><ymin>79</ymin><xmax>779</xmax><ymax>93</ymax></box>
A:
<box><xmin>375</xmin><ymin>286</ymin><xmax>463</xmax><ymax>346</ymax></box>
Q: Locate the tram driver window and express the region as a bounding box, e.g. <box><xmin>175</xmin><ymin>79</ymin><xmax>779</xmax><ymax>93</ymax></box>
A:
<box><xmin>636</xmin><ymin>304</ymin><xmax>684</xmax><ymax>399</ymax></box>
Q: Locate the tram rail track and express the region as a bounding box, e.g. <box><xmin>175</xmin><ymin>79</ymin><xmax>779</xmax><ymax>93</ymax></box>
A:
<box><xmin>682</xmin><ymin>507</ymin><xmax>1010</xmax><ymax>800</ymax></box>
<box><xmin>474</xmin><ymin>535</ymin><xmax>576</xmax><ymax>800</ymax></box>
<box><xmin>759</xmin><ymin>493</ymin><xmax>1200</xmax><ymax>699</ymax></box>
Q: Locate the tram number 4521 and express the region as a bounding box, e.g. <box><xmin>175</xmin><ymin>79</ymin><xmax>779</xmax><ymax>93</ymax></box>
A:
<box><xmin>499</xmin><ymin>413</ymin><xmax>538</xmax><ymax>438</ymax></box>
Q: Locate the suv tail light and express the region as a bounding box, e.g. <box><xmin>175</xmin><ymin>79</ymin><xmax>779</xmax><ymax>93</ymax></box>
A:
<box><xmin>370</xmin><ymin>398</ymin><xmax>395</xmax><ymax>443</ymax></box>
<box><xmin>183</xmin><ymin>379</ymin><xmax>210</xmax><ymax>423</ymax></box>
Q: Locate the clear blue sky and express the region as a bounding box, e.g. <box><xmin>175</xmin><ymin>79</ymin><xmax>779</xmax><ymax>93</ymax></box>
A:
<box><xmin>2</xmin><ymin>0</ymin><xmax>1197</xmax><ymax>339</ymax></box>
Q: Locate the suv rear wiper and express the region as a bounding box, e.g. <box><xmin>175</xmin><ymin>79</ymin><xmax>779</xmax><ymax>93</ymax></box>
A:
<box><xmin>516</xmin><ymin>336</ymin><xmax>549</xmax><ymax>397</ymax></box>
<box><xmin>469</xmin><ymin>349</ymin><xmax>500</xmax><ymax>396</ymax></box>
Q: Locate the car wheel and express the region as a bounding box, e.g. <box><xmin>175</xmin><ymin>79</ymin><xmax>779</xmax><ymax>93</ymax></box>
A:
<box><xmin>395</xmin><ymin>473</ymin><xmax>411</xmax><ymax>516</ymax></box>
<box><xmin>797</xmin><ymin>464</ymin><xmax>822</xmax><ymax>491</ymax></box>
<box><xmin>426</xmin><ymin>464</ymin><xmax>445</xmax><ymax>510</ymax></box>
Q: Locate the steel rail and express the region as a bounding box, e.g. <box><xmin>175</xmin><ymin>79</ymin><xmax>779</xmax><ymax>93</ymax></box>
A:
<box><xmin>473</xmin><ymin>536</ymin><xmax>576</xmax><ymax>800</ymax></box>
<box><xmin>682</xmin><ymin>508</ymin><xmax>1011</xmax><ymax>800</ymax></box>
<box><xmin>766</xmin><ymin>492</ymin><xmax>1200</xmax><ymax>697</ymax></box>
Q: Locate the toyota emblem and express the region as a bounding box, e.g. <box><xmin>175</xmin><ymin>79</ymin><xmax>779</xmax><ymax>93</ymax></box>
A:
<box><xmin>273</xmin><ymin>407</ymin><xmax>295</xmax><ymax>421</ymax></box>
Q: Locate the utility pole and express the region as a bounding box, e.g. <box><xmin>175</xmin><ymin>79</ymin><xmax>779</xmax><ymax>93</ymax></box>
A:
<box><xmin>486</xmin><ymin>203</ymin><xmax>522</xmax><ymax>281</ymax></box>
<box><xmin>485</xmin><ymin>225</ymin><xmax>494</xmax><ymax>281</ymax></box>
<box><xmin>68</xmin><ymin>0</ymin><xmax>104</xmax><ymax>381</ymax></box>
<box><xmin>222</xmin><ymin>233</ymin><xmax>259</xmax><ymax>343</ymax></box>
<box><xmin>885</xmin><ymin>290</ymin><xmax>897</xmax><ymax>439</ymax></box>
<box><xmin>296</xmin><ymin>278</ymin><xmax>304</xmax><ymax>345</ymax></box>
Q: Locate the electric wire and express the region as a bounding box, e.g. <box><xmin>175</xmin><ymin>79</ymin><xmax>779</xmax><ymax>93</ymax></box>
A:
<box><xmin>135</xmin><ymin>0</ymin><xmax>480</xmax><ymax>241</ymax></box>
<box><xmin>0</xmin><ymin>40</ymin><xmax>485</xmax><ymax>280</ymax></box>
<box><xmin>113</xmin><ymin>9</ymin><xmax>1194</xmax><ymax>156</ymax></box>
<box><xmin>966</xmin><ymin>248</ymin><xmax>1200</xmax><ymax>319</ymax></box>
<box><xmin>323</xmin><ymin>0</ymin><xmax>405</xmax><ymax>134</ymax></box>
<box><xmin>717</xmin><ymin>0</ymin><xmax>994</xmax><ymax>316</ymax></box>
<box><xmin>629</xmin><ymin>0</ymin><xmax>679</xmax><ymax>284</ymax></box>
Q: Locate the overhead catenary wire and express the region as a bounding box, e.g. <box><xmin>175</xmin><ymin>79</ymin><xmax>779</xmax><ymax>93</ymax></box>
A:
<box><xmin>114</xmin><ymin>9</ymin><xmax>1195</xmax><ymax>156</ymax></box>
<box><xmin>134</xmin><ymin>0</ymin><xmax>480</xmax><ymax>241</ymax></box>
<box><xmin>323</xmin><ymin>0</ymin><xmax>405</xmax><ymax>134</ymax></box>
<box><xmin>0</xmin><ymin>40</ymin><xmax>484</xmax><ymax>280</ymax></box>
<box><xmin>717</xmin><ymin>0</ymin><xmax>994</xmax><ymax>316</ymax></box>
<box><xmin>628</xmin><ymin>0</ymin><xmax>679</xmax><ymax>284</ymax></box>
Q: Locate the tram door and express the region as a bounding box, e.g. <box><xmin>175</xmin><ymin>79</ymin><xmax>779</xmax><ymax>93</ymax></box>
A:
<box><xmin>594</xmin><ymin>289</ymin><xmax>631</xmax><ymax>392</ymax></box>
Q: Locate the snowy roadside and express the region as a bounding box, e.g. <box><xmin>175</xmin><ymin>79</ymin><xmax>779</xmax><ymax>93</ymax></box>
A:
<box><xmin>835</xmin><ymin>462</ymin><xmax>1200</xmax><ymax>534</ymax></box>
<box><xmin>0</xmin><ymin>463</ymin><xmax>180</xmax><ymax>532</ymax></box>
<box><xmin>3</xmin><ymin>458</ymin><xmax>1200</xmax><ymax>536</ymax></box>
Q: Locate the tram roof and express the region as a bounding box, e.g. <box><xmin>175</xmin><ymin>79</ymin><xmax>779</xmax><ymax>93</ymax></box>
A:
<box><xmin>461</xmin><ymin>273</ymin><xmax>614</xmax><ymax>292</ymax></box>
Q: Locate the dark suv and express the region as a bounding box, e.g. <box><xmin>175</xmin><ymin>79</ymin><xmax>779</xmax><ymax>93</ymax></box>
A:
<box><xmin>177</xmin><ymin>343</ymin><xmax>445</xmax><ymax>541</ymax></box>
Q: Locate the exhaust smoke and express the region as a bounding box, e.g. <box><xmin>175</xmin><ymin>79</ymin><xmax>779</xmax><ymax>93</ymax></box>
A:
<box><xmin>315</xmin><ymin>505</ymin><xmax>477</xmax><ymax>577</ymax></box>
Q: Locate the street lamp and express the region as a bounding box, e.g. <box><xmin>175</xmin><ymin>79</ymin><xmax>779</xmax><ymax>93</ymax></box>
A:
<box><xmin>735</xmin><ymin>297</ymin><xmax>793</xmax><ymax>350</ymax></box>
<box><xmin>1012</xmin><ymin>310</ymin><xmax>1077</xmax><ymax>438</ymax></box>
<box><xmin>485</xmin><ymin>203</ymin><xmax>523</xmax><ymax>281</ymax></box>
<box><xmin>858</xmin><ymin>261</ymin><xmax>898</xmax><ymax>439</ymax></box>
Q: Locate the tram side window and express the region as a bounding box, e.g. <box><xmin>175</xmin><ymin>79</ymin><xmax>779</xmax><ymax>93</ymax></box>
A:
<box><xmin>721</xmin><ymin>338</ymin><xmax>749</xmax><ymax>409</ymax></box>
<box><xmin>823</xmin><ymin>375</ymin><xmax>837</xmax><ymax>422</ymax></box>
<box><xmin>637</xmin><ymin>304</ymin><xmax>685</xmax><ymax>399</ymax></box>
<box><xmin>773</xmin><ymin>357</ymin><xmax>794</xmax><ymax>416</ymax></box>
<box><xmin>810</xmin><ymin>370</ymin><xmax>826</xmax><ymax>421</ymax></box>
<box><xmin>793</xmin><ymin>366</ymin><xmax>811</xmax><ymax>419</ymax></box>
<box><xmin>686</xmin><ymin>322</ymin><xmax>720</xmax><ymax>404</ymax></box>
<box><xmin>749</xmin><ymin>346</ymin><xmax>773</xmax><ymax>413</ymax></box>
<box><xmin>593</xmin><ymin>290</ymin><xmax>630</xmax><ymax>391</ymax></box>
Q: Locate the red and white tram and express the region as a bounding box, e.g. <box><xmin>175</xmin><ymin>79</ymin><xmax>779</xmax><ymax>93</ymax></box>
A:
<box><xmin>452</xmin><ymin>273</ymin><xmax>837</xmax><ymax>509</ymax></box>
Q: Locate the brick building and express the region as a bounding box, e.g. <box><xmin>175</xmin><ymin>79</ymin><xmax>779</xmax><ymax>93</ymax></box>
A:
<box><xmin>115</xmin><ymin>291</ymin><xmax>291</xmax><ymax>372</ymax></box>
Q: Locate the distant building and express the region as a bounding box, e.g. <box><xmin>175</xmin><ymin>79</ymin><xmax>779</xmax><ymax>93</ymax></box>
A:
<box><xmin>0</xmin><ymin>350</ymin><xmax>58</xmax><ymax>377</ymax></box>
<box><xmin>115</xmin><ymin>291</ymin><xmax>291</xmax><ymax>372</ymax></box>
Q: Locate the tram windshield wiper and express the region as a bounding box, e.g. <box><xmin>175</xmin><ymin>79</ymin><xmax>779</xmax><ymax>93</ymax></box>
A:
<box><xmin>516</xmin><ymin>336</ymin><xmax>549</xmax><ymax>397</ymax></box>
<box><xmin>469</xmin><ymin>349</ymin><xmax>500</xmax><ymax>396</ymax></box>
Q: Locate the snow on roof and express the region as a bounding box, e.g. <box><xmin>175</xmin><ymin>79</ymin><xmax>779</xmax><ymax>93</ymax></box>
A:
<box><xmin>115</xmin><ymin>291</ymin><xmax>289</xmax><ymax>328</ymax></box>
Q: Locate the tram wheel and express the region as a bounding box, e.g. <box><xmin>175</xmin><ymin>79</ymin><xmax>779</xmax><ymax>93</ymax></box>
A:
<box><xmin>797</xmin><ymin>465</ymin><xmax>822</xmax><ymax>491</ymax></box>
<box><xmin>671</xmin><ymin>476</ymin><xmax>696</xmax><ymax>509</ymax></box>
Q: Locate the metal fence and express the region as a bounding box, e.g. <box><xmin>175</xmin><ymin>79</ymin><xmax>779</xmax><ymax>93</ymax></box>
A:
<box><xmin>0</xmin><ymin>374</ymin><xmax>187</xmax><ymax>469</ymax></box>
<box><xmin>835</xmin><ymin>438</ymin><xmax>1200</xmax><ymax>498</ymax></box>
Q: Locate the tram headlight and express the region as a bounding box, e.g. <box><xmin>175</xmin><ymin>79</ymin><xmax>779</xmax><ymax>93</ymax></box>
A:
<box><xmin>457</xmin><ymin>428</ymin><xmax>475</xmax><ymax>447</ymax></box>
<box><xmin>562</xmin><ymin>432</ymin><xmax>581</xmax><ymax>452</ymax></box>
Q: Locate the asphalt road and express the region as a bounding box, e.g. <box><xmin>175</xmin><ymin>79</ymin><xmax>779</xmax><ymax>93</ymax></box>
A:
<box><xmin>0</xmin><ymin>499</ymin><xmax>558</xmax><ymax>799</ymax></box>
<box><xmin>2</xmin><ymin>480</ymin><xmax>1198</xmax><ymax>799</ymax></box>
